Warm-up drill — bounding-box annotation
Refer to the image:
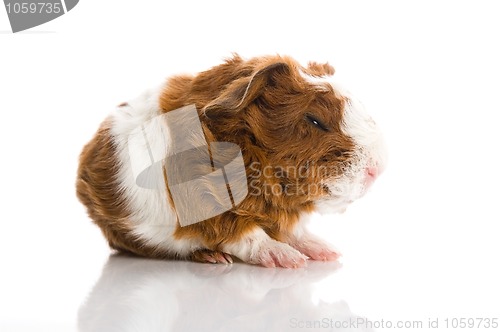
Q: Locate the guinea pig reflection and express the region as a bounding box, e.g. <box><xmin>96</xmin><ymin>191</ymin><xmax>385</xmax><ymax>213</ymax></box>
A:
<box><xmin>78</xmin><ymin>255</ymin><xmax>374</xmax><ymax>332</ymax></box>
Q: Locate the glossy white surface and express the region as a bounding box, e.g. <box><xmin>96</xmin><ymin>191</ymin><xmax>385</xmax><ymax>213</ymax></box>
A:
<box><xmin>78</xmin><ymin>257</ymin><xmax>369</xmax><ymax>332</ymax></box>
<box><xmin>1</xmin><ymin>1</ymin><xmax>500</xmax><ymax>331</ymax></box>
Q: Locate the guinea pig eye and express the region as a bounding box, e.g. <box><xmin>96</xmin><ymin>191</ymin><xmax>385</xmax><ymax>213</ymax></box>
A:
<box><xmin>305</xmin><ymin>114</ymin><xmax>329</xmax><ymax>132</ymax></box>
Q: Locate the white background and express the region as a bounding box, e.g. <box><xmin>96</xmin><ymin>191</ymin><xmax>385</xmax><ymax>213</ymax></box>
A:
<box><xmin>1</xmin><ymin>1</ymin><xmax>499</xmax><ymax>331</ymax></box>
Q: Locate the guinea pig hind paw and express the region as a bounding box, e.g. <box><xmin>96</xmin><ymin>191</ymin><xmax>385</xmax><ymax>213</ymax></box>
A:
<box><xmin>190</xmin><ymin>249</ymin><xmax>233</xmax><ymax>264</ymax></box>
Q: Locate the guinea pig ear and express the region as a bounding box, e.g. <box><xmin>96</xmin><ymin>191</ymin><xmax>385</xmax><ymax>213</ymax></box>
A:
<box><xmin>306</xmin><ymin>61</ymin><xmax>335</xmax><ymax>76</ymax></box>
<box><xmin>203</xmin><ymin>60</ymin><xmax>290</xmax><ymax>115</ymax></box>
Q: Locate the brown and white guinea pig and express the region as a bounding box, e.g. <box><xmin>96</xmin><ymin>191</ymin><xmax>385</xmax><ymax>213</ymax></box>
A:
<box><xmin>76</xmin><ymin>54</ymin><xmax>387</xmax><ymax>268</ymax></box>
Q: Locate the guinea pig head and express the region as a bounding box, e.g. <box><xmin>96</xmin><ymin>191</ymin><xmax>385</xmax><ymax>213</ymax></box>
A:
<box><xmin>200</xmin><ymin>55</ymin><xmax>387</xmax><ymax>214</ymax></box>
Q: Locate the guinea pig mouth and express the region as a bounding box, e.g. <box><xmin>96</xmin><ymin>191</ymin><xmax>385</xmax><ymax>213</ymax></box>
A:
<box><xmin>321</xmin><ymin>184</ymin><xmax>332</xmax><ymax>196</ymax></box>
<box><xmin>319</xmin><ymin>183</ymin><xmax>356</xmax><ymax>204</ymax></box>
<box><xmin>321</xmin><ymin>186</ymin><xmax>348</xmax><ymax>203</ymax></box>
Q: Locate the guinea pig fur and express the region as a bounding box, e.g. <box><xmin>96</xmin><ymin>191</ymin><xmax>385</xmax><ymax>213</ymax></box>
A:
<box><xmin>76</xmin><ymin>54</ymin><xmax>387</xmax><ymax>268</ymax></box>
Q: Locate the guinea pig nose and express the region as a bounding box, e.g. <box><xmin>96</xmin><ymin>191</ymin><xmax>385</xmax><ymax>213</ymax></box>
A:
<box><xmin>364</xmin><ymin>166</ymin><xmax>379</xmax><ymax>187</ymax></box>
<box><xmin>366</xmin><ymin>167</ymin><xmax>378</xmax><ymax>178</ymax></box>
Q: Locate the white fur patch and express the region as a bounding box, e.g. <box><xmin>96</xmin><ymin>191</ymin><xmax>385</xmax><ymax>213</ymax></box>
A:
<box><xmin>109</xmin><ymin>85</ymin><xmax>202</xmax><ymax>257</ymax></box>
<box><xmin>222</xmin><ymin>227</ymin><xmax>270</xmax><ymax>260</ymax></box>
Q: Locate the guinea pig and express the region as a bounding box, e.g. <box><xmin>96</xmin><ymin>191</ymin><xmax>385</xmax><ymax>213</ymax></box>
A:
<box><xmin>76</xmin><ymin>54</ymin><xmax>387</xmax><ymax>268</ymax></box>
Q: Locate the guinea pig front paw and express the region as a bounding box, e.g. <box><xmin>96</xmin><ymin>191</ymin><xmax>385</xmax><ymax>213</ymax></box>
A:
<box><xmin>291</xmin><ymin>237</ymin><xmax>341</xmax><ymax>262</ymax></box>
<box><xmin>190</xmin><ymin>249</ymin><xmax>234</xmax><ymax>264</ymax></box>
<box><xmin>250</xmin><ymin>241</ymin><xmax>308</xmax><ymax>268</ymax></box>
